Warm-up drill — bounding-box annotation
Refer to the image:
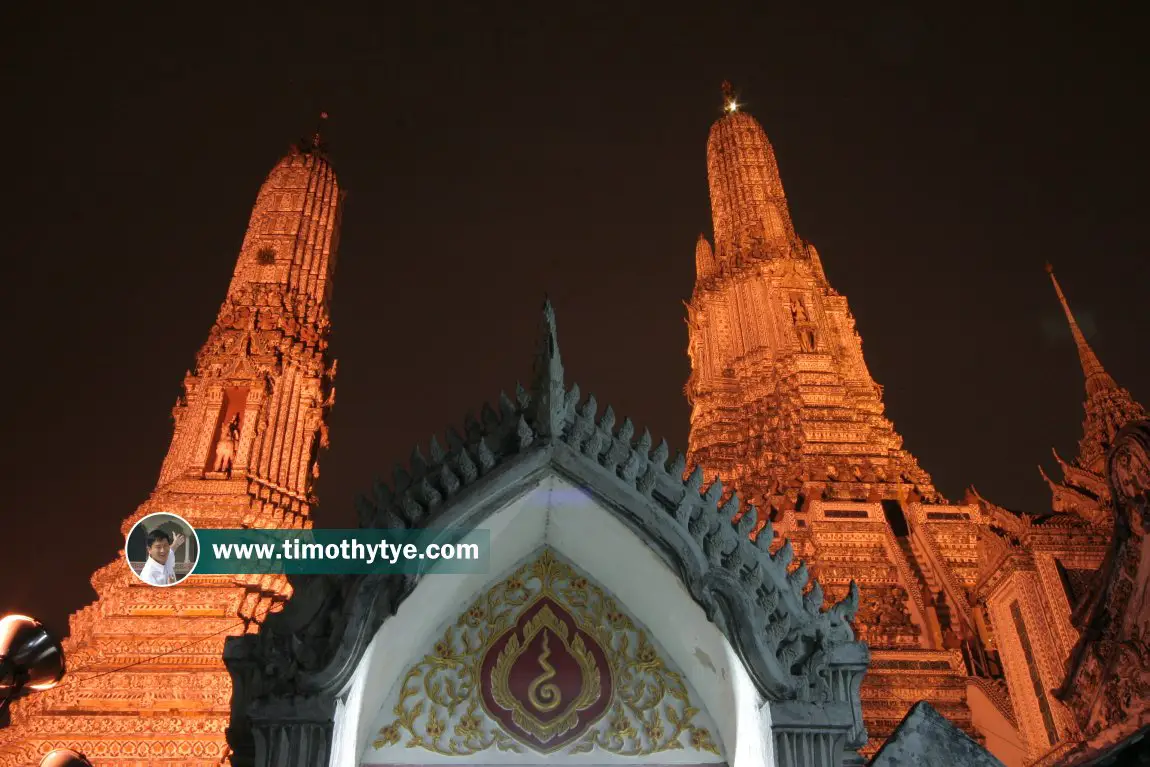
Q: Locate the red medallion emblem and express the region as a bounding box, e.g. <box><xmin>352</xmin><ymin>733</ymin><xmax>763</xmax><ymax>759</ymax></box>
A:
<box><xmin>480</xmin><ymin>595</ymin><xmax>612</xmax><ymax>752</ymax></box>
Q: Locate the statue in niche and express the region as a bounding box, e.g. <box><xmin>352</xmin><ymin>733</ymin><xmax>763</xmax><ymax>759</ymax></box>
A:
<box><xmin>790</xmin><ymin>297</ymin><xmax>811</xmax><ymax>323</ymax></box>
<box><xmin>790</xmin><ymin>298</ymin><xmax>817</xmax><ymax>351</ymax></box>
<box><xmin>214</xmin><ymin>415</ymin><xmax>241</xmax><ymax>475</ymax></box>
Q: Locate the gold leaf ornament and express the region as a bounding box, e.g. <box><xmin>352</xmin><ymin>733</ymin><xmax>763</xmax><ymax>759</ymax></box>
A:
<box><xmin>372</xmin><ymin>550</ymin><xmax>720</xmax><ymax>758</ymax></box>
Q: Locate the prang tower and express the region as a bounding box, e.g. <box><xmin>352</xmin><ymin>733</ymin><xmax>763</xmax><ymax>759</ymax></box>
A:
<box><xmin>685</xmin><ymin>86</ymin><xmax>1014</xmax><ymax>757</ymax></box>
<box><xmin>0</xmin><ymin>130</ymin><xmax>342</xmax><ymax>766</ymax></box>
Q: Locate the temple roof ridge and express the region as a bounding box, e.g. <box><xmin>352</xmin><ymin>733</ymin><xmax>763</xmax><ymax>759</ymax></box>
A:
<box><xmin>966</xmin><ymin>485</ymin><xmax>1028</xmax><ymax>533</ymax></box>
<box><xmin>352</xmin><ymin>299</ymin><xmax>866</xmax><ymax>703</ymax></box>
<box><xmin>1046</xmin><ymin>447</ymin><xmax>1110</xmax><ymax>498</ymax></box>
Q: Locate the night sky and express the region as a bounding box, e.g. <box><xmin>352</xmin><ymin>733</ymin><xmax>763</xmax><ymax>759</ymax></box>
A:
<box><xmin>2</xmin><ymin>6</ymin><xmax>1147</xmax><ymax>641</ymax></box>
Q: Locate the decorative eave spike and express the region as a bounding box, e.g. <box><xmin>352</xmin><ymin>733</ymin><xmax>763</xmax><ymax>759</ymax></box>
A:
<box><xmin>531</xmin><ymin>297</ymin><xmax>567</xmax><ymax>440</ymax></box>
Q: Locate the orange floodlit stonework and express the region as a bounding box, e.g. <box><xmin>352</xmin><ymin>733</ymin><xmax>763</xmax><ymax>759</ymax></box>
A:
<box><xmin>0</xmin><ymin>132</ymin><xmax>343</xmax><ymax>767</ymax></box>
<box><xmin>970</xmin><ymin>268</ymin><xmax>1147</xmax><ymax>764</ymax></box>
<box><xmin>686</xmin><ymin>90</ymin><xmax>988</xmax><ymax>755</ymax></box>
<box><xmin>685</xmin><ymin>86</ymin><xmax>1148</xmax><ymax>764</ymax></box>
<box><xmin>2</xmin><ymin>90</ymin><xmax>1144</xmax><ymax>767</ymax></box>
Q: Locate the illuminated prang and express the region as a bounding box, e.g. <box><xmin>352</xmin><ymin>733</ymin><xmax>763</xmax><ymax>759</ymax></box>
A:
<box><xmin>686</xmin><ymin>86</ymin><xmax>991</xmax><ymax>756</ymax></box>
<box><xmin>0</xmin><ymin>132</ymin><xmax>344</xmax><ymax>767</ymax></box>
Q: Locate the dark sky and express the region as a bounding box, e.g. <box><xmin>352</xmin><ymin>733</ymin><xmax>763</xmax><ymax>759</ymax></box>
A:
<box><xmin>1</xmin><ymin>6</ymin><xmax>1146</xmax><ymax>641</ymax></box>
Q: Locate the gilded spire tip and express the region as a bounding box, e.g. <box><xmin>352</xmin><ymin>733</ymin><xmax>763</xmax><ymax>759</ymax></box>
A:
<box><xmin>721</xmin><ymin>81</ymin><xmax>738</xmax><ymax>113</ymax></box>
<box><xmin>309</xmin><ymin>111</ymin><xmax>329</xmax><ymax>152</ymax></box>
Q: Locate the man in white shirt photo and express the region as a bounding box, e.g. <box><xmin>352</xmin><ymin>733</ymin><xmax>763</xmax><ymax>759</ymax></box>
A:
<box><xmin>138</xmin><ymin>529</ymin><xmax>187</xmax><ymax>586</ymax></box>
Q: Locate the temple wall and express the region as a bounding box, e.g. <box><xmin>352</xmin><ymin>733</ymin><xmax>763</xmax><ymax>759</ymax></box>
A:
<box><xmin>984</xmin><ymin>571</ymin><xmax>1079</xmax><ymax>759</ymax></box>
<box><xmin>966</xmin><ymin>683</ymin><xmax>1026</xmax><ymax>767</ymax></box>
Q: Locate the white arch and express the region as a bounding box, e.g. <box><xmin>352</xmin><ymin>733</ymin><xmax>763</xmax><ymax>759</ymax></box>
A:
<box><xmin>329</xmin><ymin>470</ymin><xmax>775</xmax><ymax>767</ymax></box>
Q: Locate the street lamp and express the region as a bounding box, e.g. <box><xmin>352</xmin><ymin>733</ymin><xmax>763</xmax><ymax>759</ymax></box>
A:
<box><xmin>0</xmin><ymin>615</ymin><xmax>65</xmax><ymax>716</ymax></box>
<box><xmin>1</xmin><ymin>616</ymin><xmax>77</xmax><ymax>763</ymax></box>
<box><xmin>39</xmin><ymin>750</ymin><xmax>93</xmax><ymax>767</ymax></box>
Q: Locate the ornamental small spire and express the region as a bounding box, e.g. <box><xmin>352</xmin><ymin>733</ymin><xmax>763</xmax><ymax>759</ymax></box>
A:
<box><xmin>695</xmin><ymin>233</ymin><xmax>717</xmax><ymax>279</ymax></box>
<box><xmin>1045</xmin><ymin>263</ymin><xmax>1109</xmax><ymax>386</ymax></box>
<box><xmin>531</xmin><ymin>296</ymin><xmax>566</xmax><ymax>440</ymax></box>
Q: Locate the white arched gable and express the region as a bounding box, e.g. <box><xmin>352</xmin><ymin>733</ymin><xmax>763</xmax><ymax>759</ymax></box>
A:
<box><xmin>330</xmin><ymin>471</ymin><xmax>774</xmax><ymax>767</ymax></box>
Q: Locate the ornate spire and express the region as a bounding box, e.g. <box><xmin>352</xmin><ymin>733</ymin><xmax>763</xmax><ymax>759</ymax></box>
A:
<box><xmin>706</xmin><ymin>83</ymin><xmax>796</xmax><ymax>267</ymax></box>
<box><xmin>1046</xmin><ymin>263</ymin><xmax>1111</xmax><ymax>392</ymax></box>
<box><xmin>0</xmin><ymin>131</ymin><xmax>345</xmax><ymax>767</ymax></box>
<box><xmin>226</xmin><ymin>130</ymin><xmax>341</xmax><ymax>318</ymax></box>
<box><xmin>688</xmin><ymin>83</ymin><xmax>938</xmax><ymax>507</ymax></box>
<box><xmin>1044</xmin><ymin>263</ymin><xmax>1146</xmax><ymax>473</ymax></box>
<box><xmin>185</xmin><ymin>134</ymin><xmax>342</xmax><ymax>491</ymax></box>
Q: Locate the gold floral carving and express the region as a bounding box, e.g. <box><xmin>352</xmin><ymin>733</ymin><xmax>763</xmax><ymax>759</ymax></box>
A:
<box><xmin>373</xmin><ymin>549</ymin><xmax>720</xmax><ymax>758</ymax></box>
<box><xmin>489</xmin><ymin>605</ymin><xmax>602</xmax><ymax>744</ymax></box>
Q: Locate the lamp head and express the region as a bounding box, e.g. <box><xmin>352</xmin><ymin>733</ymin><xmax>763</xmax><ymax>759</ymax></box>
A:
<box><xmin>40</xmin><ymin>750</ymin><xmax>93</xmax><ymax>767</ymax></box>
<box><xmin>0</xmin><ymin>615</ymin><xmax>65</xmax><ymax>693</ymax></box>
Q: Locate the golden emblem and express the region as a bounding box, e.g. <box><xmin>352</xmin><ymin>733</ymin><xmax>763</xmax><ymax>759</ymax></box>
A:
<box><xmin>488</xmin><ymin>603</ymin><xmax>602</xmax><ymax>744</ymax></box>
<box><xmin>527</xmin><ymin>631</ymin><xmax>560</xmax><ymax>712</ymax></box>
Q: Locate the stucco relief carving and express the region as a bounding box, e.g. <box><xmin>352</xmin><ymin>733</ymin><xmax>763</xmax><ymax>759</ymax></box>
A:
<box><xmin>1111</xmin><ymin>435</ymin><xmax>1150</xmax><ymax>523</ymax></box>
<box><xmin>852</xmin><ymin>586</ymin><xmax>921</xmax><ymax>647</ymax></box>
<box><xmin>369</xmin><ymin>550</ymin><xmax>723</xmax><ymax>760</ymax></box>
<box><xmin>1051</xmin><ymin>423</ymin><xmax>1150</xmax><ymax>743</ymax></box>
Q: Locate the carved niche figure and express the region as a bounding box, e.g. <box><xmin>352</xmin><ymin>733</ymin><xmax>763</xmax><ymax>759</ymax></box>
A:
<box><xmin>790</xmin><ymin>297</ymin><xmax>811</xmax><ymax>323</ymax></box>
<box><xmin>214</xmin><ymin>414</ymin><xmax>241</xmax><ymax>475</ymax></box>
<box><xmin>790</xmin><ymin>298</ymin><xmax>817</xmax><ymax>351</ymax></box>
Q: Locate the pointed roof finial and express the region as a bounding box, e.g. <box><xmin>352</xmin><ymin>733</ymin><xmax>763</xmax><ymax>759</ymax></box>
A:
<box><xmin>721</xmin><ymin>81</ymin><xmax>738</xmax><ymax>113</ymax></box>
<box><xmin>302</xmin><ymin>111</ymin><xmax>329</xmax><ymax>155</ymax></box>
<box><xmin>1045</xmin><ymin>263</ymin><xmax>1108</xmax><ymax>384</ymax></box>
<box><xmin>531</xmin><ymin>296</ymin><xmax>567</xmax><ymax>440</ymax></box>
